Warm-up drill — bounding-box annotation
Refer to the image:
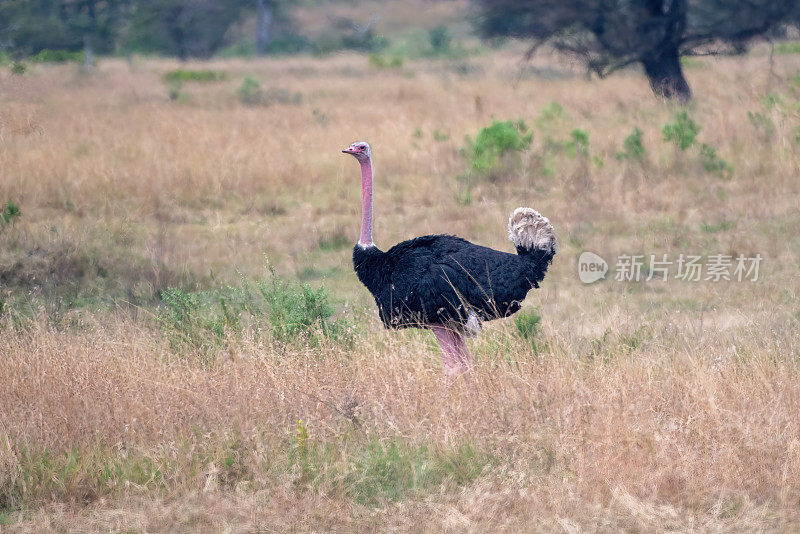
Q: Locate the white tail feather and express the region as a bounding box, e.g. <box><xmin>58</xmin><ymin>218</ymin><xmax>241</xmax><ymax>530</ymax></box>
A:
<box><xmin>508</xmin><ymin>207</ymin><xmax>556</xmax><ymax>253</ymax></box>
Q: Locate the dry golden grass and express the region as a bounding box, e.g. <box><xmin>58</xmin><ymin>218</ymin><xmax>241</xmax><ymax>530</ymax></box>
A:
<box><xmin>1</xmin><ymin>45</ymin><xmax>800</xmax><ymax>531</ymax></box>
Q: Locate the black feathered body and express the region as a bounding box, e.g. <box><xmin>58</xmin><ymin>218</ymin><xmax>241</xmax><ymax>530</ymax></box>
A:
<box><xmin>352</xmin><ymin>235</ymin><xmax>554</xmax><ymax>330</ymax></box>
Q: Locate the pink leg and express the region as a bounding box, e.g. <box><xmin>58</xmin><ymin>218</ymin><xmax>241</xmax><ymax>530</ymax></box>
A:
<box><xmin>431</xmin><ymin>324</ymin><xmax>474</xmax><ymax>382</ymax></box>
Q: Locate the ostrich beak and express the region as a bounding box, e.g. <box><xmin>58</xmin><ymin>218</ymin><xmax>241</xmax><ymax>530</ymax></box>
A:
<box><xmin>342</xmin><ymin>147</ymin><xmax>355</xmax><ymax>154</ymax></box>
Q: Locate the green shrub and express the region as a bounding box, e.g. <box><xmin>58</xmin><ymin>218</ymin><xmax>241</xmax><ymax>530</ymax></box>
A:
<box><xmin>433</xmin><ymin>129</ymin><xmax>450</xmax><ymax>142</ymax></box>
<box><xmin>462</xmin><ymin>119</ymin><xmax>533</xmax><ymax>175</ymax></box>
<box><xmin>0</xmin><ymin>436</ymin><xmax>249</xmax><ymax>513</ymax></box>
<box><xmin>536</xmin><ymin>101</ymin><xmax>568</xmax><ymax>133</ymax></box>
<box><xmin>513</xmin><ymin>308</ymin><xmax>541</xmax><ymax>345</ymax></box>
<box><xmin>700</xmin><ymin>143</ymin><xmax>733</xmax><ymax>178</ymax></box>
<box><xmin>255</xmin><ymin>274</ymin><xmax>341</xmax><ymax>344</ymax></box>
<box><xmin>166</xmin><ymin>80</ymin><xmax>185</xmax><ymax>101</ymax></box>
<box><xmin>775</xmin><ymin>42</ymin><xmax>800</xmax><ymax>55</ymax></box>
<box><xmin>760</xmin><ymin>93</ymin><xmax>781</xmax><ymax>110</ymax></box>
<box><xmin>157</xmin><ymin>288</ymin><xmax>230</xmax><ymax>358</ymax></box>
<box><xmin>163</xmin><ymin>69</ymin><xmax>226</xmax><ymax>84</ymax></box>
<box><xmin>1</xmin><ymin>200</ymin><xmax>20</xmax><ymax>227</ymax></box>
<box><xmin>616</xmin><ymin>126</ymin><xmax>645</xmax><ymax>160</ymax></box>
<box><xmin>662</xmin><ymin>111</ymin><xmax>700</xmax><ymax>150</ymax></box>
<box><xmin>747</xmin><ymin>110</ymin><xmax>774</xmax><ymax>141</ymax></box>
<box><xmin>321</xmin><ymin>439</ymin><xmax>492</xmax><ymax>506</ymax></box>
<box><xmin>161</xmin><ymin>69</ymin><xmax>225</xmax><ymax>103</ymax></box>
<box><xmin>453</xmin><ymin>185</ymin><xmax>472</xmax><ymax>206</ymax></box>
<box><xmin>369</xmin><ymin>53</ymin><xmax>403</xmax><ymax>69</ymax></box>
<box><xmin>565</xmin><ymin>128</ymin><xmax>589</xmax><ymax>158</ymax></box>
<box><xmin>790</xmin><ymin>71</ymin><xmax>800</xmax><ymax>96</ymax></box>
<box><xmin>218</xmin><ymin>35</ymin><xmax>313</xmax><ymax>57</ymax></box>
<box><xmin>0</xmin><ymin>200</ymin><xmax>21</xmax><ymax>237</ymax></box>
<box><xmin>10</xmin><ymin>61</ymin><xmax>26</xmax><ymax>75</ymax></box>
<box><xmin>237</xmin><ymin>77</ymin><xmax>302</xmax><ymax>106</ymax></box>
<box><xmin>0</xmin><ymin>431</ymin><xmax>491</xmax><ymax>513</ymax></box>
<box><xmin>157</xmin><ymin>271</ymin><xmax>351</xmax><ymax>358</ymax></box>
<box><xmin>680</xmin><ymin>56</ymin><xmax>704</xmax><ymax>69</ymax></box>
<box><xmin>237</xmin><ymin>76</ymin><xmax>262</xmax><ymax>104</ymax></box>
<box><xmin>700</xmin><ymin>220</ymin><xmax>735</xmax><ymax>233</ymax></box>
<box><xmin>429</xmin><ymin>25</ymin><xmax>452</xmax><ymax>55</ymax></box>
<box><xmin>29</xmin><ymin>49</ymin><xmax>83</xmax><ymax>63</ymax></box>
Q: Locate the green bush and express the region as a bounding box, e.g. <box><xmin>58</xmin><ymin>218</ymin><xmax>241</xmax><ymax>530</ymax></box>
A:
<box><xmin>261</xmin><ymin>34</ymin><xmax>313</xmax><ymax>55</ymax></box>
<box><xmin>775</xmin><ymin>42</ymin><xmax>800</xmax><ymax>55</ymax></box>
<box><xmin>163</xmin><ymin>69</ymin><xmax>226</xmax><ymax>84</ymax></box>
<box><xmin>700</xmin><ymin>143</ymin><xmax>733</xmax><ymax>178</ymax></box>
<box><xmin>237</xmin><ymin>76</ymin><xmax>262</xmax><ymax>104</ymax></box>
<box><xmin>368</xmin><ymin>53</ymin><xmax>403</xmax><ymax>69</ymax></box>
<box><xmin>29</xmin><ymin>49</ymin><xmax>83</xmax><ymax>63</ymax></box>
<box><xmin>218</xmin><ymin>37</ymin><xmax>316</xmax><ymax>58</ymax></box>
<box><xmin>700</xmin><ymin>220</ymin><xmax>735</xmax><ymax>233</ymax></box>
<box><xmin>10</xmin><ymin>61</ymin><xmax>26</xmax><ymax>75</ymax></box>
<box><xmin>0</xmin><ymin>200</ymin><xmax>21</xmax><ymax>237</ymax></box>
<box><xmin>157</xmin><ymin>288</ymin><xmax>231</xmax><ymax>358</ymax></box>
<box><xmin>1</xmin><ymin>200</ymin><xmax>20</xmax><ymax>226</ymax></box>
<box><xmin>255</xmin><ymin>274</ymin><xmax>341</xmax><ymax>344</ymax></box>
<box><xmin>429</xmin><ymin>25</ymin><xmax>452</xmax><ymax>55</ymax></box>
<box><xmin>157</xmin><ymin>271</ymin><xmax>351</xmax><ymax>358</ymax></box>
<box><xmin>662</xmin><ymin>111</ymin><xmax>700</xmax><ymax>150</ymax></box>
<box><xmin>747</xmin><ymin>110</ymin><xmax>774</xmax><ymax>141</ymax></box>
<box><xmin>513</xmin><ymin>308</ymin><xmax>541</xmax><ymax>344</ymax></box>
<box><xmin>565</xmin><ymin>128</ymin><xmax>589</xmax><ymax>158</ymax></box>
<box><xmin>616</xmin><ymin>126</ymin><xmax>645</xmax><ymax>160</ymax></box>
<box><xmin>237</xmin><ymin>77</ymin><xmax>302</xmax><ymax>106</ymax></box>
<box><xmin>342</xmin><ymin>440</ymin><xmax>491</xmax><ymax>506</ymax></box>
<box><xmin>462</xmin><ymin>119</ymin><xmax>533</xmax><ymax>175</ymax></box>
<box><xmin>433</xmin><ymin>129</ymin><xmax>450</xmax><ymax>142</ymax></box>
<box><xmin>166</xmin><ymin>80</ymin><xmax>185</xmax><ymax>102</ymax></box>
<box><xmin>536</xmin><ymin>101</ymin><xmax>568</xmax><ymax>133</ymax></box>
<box><xmin>0</xmin><ymin>436</ymin><xmax>248</xmax><ymax>513</ymax></box>
<box><xmin>0</xmin><ymin>433</ymin><xmax>491</xmax><ymax>513</ymax></box>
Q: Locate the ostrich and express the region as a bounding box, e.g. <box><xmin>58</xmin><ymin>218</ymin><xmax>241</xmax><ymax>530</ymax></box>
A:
<box><xmin>343</xmin><ymin>141</ymin><xmax>556</xmax><ymax>379</ymax></box>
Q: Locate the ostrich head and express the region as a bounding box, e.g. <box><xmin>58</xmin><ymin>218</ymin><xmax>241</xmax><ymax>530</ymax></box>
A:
<box><xmin>342</xmin><ymin>141</ymin><xmax>371</xmax><ymax>162</ymax></box>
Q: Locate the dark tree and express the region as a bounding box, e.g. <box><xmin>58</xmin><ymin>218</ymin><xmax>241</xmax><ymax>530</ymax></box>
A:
<box><xmin>0</xmin><ymin>0</ymin><xmax>124</xmax><ymax>62</ymax></box>
<box><xmin>125</xmin><ymin>0</ymin><xmax>244</xmax><ymax>59</ymax></box>
<box><xmin>474</xmin><ymin>0</ymin><xmax>800</xmax><ymax>102</ymax></box>
<box><xmin>67</xmin><ymin>0</ymin><xmax>128</xmax><ymax>67</ymax></box>
<box><xmin>255</xmin><ymin>0</ymin><xmax>274</xmax><ymax>55</ymax></box>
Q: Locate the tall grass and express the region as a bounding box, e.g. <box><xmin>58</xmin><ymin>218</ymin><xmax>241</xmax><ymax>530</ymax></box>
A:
<box><xmin>1</xmin><ymin>43</ymin><xmax>800</xmax><ymax>531</ymax></box>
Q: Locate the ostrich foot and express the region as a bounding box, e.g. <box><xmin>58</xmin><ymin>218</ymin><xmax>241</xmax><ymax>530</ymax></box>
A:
<box><xmin>431</xmin><ymin>324</ymin><xmax>474</xmax><ymax>386</ymax></box>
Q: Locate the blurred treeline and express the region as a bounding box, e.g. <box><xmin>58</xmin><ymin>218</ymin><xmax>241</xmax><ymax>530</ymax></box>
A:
<box><xmin>0</xmin><ymin>0</ymin><xmax>390</xmax><ymax>62</ymax></box>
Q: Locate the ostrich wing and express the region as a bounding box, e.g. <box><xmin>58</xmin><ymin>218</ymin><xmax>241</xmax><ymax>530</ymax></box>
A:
<box><xmin>380</xmin><ymin>235</ymin><xmax>533</xmax><ymax>327</ymax></box>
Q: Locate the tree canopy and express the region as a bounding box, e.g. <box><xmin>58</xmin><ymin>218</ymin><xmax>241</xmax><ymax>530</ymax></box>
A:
<box><xmin>474</xmin><ymin>0</ymin><xmax>800</xmax><ymax>101</ymax></box>
<box><xmin>0</xmin><ymin>0</ymin><xmax>289</xmax><ymax>60</ymax></box>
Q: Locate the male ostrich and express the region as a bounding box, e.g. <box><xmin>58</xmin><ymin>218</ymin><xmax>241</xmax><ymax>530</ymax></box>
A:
<box><xmin>343</xmin><ymin>141</ymin><xmax>556</xmax><ymax>378</ymax></box>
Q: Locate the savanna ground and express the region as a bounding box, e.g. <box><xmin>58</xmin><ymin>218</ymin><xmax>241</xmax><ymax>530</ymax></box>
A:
<box><xmin>2</xmin><ymin>35</ymin><xmax>800</xmax><ymax>532</ymax></box>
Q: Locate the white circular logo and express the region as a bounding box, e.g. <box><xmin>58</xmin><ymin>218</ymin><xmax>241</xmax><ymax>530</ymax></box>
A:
<box><xmin>578</xmin><ymin>251</ymin><xmax>608</xmax><ymax>284</ymax></box>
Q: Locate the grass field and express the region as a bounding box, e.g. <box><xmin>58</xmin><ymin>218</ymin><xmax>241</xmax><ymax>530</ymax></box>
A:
<box><xmin>1</xmin><ymin>44</ymin><xmax>800</xmax><ymax>532</ymax></box>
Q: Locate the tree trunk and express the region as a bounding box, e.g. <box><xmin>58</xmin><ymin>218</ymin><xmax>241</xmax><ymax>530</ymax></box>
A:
<box><xmin>642</xmin><ymin>47</ymin><xmax>692</xmax><ymax>103</ymax></box>
<box><xmin>256</xmin><ymin>0</ymin><xmax>274</xmax><ymax>55</ymax></box>
<box><xmin>83</xmin><ymin>34</ymin><xmax>94</xmax><ymax>68</ymax></box>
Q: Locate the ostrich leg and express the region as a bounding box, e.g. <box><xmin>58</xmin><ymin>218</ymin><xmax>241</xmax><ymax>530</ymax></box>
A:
<box><xmin>431</xmin><ymin>324</ymin><xmax>474</xmax><ymax>381</ymax></box>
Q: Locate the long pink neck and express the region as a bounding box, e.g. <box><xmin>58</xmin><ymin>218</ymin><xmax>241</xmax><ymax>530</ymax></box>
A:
<box><xmin>359</xmin><ymin>158</ymin><xmax>374</xmax><ymax>247</ymax></box>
